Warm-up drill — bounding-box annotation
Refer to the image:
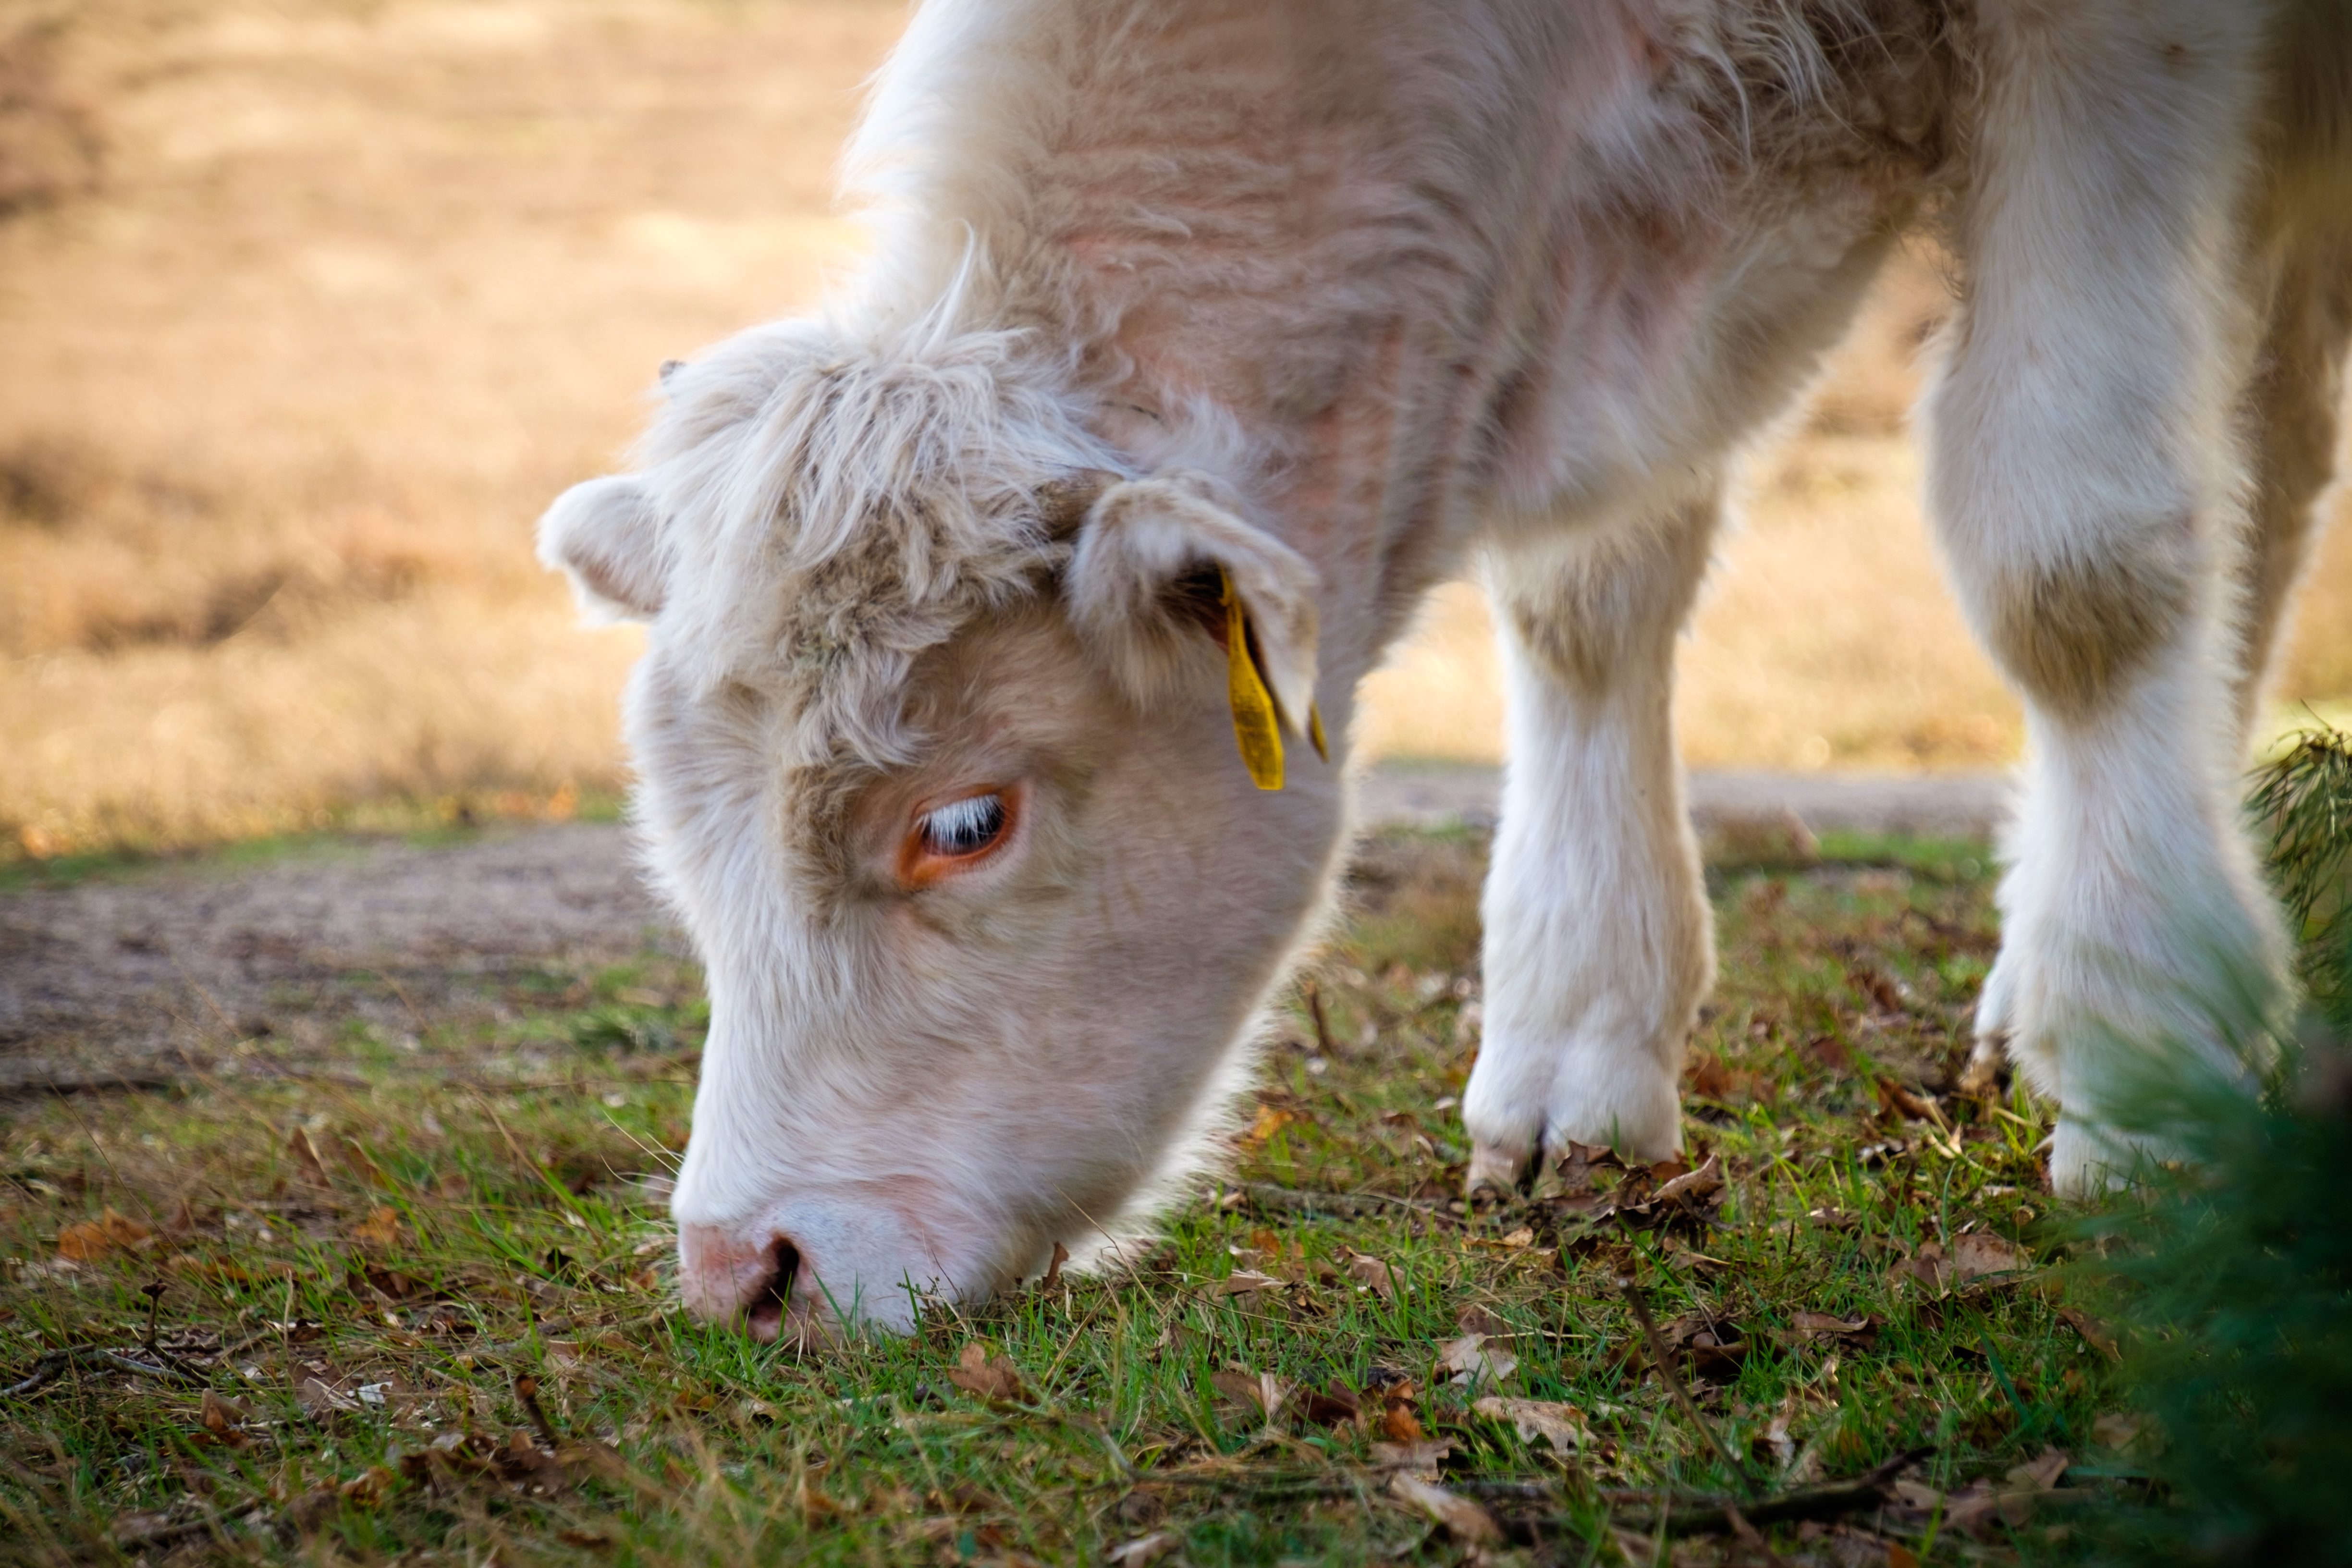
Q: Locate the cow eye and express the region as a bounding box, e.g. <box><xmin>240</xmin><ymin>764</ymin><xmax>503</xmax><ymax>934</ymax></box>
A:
<box><xmin>916</xmin><ymin>793</ymin><xmax>1008</xmax><ymax>860</ymax></box>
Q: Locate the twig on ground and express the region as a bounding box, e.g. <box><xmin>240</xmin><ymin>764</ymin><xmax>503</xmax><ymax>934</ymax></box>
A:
<box><xmin>1619</xmin><ymin>1277</ymin><xmax>1755</xmax><ymax>1496</ymax></box>
<box><xmin>514</xmin><ymin>1373</ymin><xmax>563</xmax><ymax>1448</ymax></box>
<box><xmin>3</xmin><ymin>1345</ymin><xmax>209</xmax><ymax>1399</ymax></box>
<box><xmin>140</xmin><ymin>1280</ymin><xmax>166</xmax><ymax>1351</ymax></box>
<box><xmin>1304</xmin><ymin>980</ymin><xmax>1336</xmax><ymax>1056</ymax></box>
<box><xmin>1450</xmin><ymin>1480</ymin><xmax>1563</xmax><ymax>1500</ymax></box>
<box><xmin>1606</xmin><ymin>1447</ymin><xmax>1934</xmax><ymax>1538</ymax></box>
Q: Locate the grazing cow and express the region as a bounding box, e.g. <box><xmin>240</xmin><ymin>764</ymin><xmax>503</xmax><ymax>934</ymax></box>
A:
<box><xmin>540</xmin><ymin>0</ymin><xmax>2352</xmax><ymax>1335</ymax></box>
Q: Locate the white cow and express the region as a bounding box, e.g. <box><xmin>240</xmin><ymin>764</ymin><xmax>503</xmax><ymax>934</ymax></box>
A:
<box><xmin>540</xmin><ymin>0</ymin><xmax>2352</xmax><ymax>1336</ymax></box>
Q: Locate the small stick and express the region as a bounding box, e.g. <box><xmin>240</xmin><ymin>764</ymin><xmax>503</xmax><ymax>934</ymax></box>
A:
<box><xmin>1612</xmin><ymin>1447</ymin><xmax>1935</xmax><ymax>1538</ymax></box>
<box><xmin>1304</xmin><ymin>981</ymin><xmax>1336</xmax><ymax>1057</ymax></box>
<box><xmin>1618</xmin><ymin>1278</ymin><xmax>1755</xmax><ymax>1497</ymax></box>
<box><xmin>141</xmin><ymin>1281</ymin><xmax>167</xmax><ymax>1351</ymax></box>
<box><xmin>3</xmin><ymin>1345</ymin><xmax>208</xmax><ymax>1399</ymax></box>
<box><xmin>513</xmin><ymin>1373</ymin><xmax>563</xmax><ymax>1449</ymax></box>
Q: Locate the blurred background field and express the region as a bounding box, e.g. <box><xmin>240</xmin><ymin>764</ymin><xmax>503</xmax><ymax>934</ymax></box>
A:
<box><xmin>2</xmin><ymin>0</ymin><xmax>2348</xmax><ymax>862</ymax></box>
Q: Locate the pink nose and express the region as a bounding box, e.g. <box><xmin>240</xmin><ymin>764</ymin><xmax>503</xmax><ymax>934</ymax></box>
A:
<box><xmin>677</xmin><ymin>1225</ymin><xmax>801</xmax><ymax>1340</ymax></box>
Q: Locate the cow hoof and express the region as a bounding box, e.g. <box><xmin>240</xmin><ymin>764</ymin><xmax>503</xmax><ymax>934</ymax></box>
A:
<box><xmin>1465</xmin><ymin>1142</ymin><xmax>1529</xmax><ymax>1201</ymax></box>
<box><xmin>1957</xmin><ymin>1031</ymin><xmax>2008</xmax><ymax>1097</ymax></box>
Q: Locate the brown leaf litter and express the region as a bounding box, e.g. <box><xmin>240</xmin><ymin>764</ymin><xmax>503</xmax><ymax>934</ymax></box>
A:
<box><xmin>1210</xmin><ymin>1367</ymin><xmax>1293</xmax><ymax>1424</ymax></box>
<box><xmin>1436</xmin><ymin>1332</ymin><xmax>1519</xmax><ymax>1390</ymax></box>
<box><xmin>1886</xmin><ymin>1447</ymin><xmax>2073</xmax><ymax>1539</ymax></box>
<box><xmin>1472</xmin><ymin>1396</ymin><xmax>1593</xmax><ymax>1453</ymax></box>
<box><xmin>947</xmin><ymin>1342</ymin><xmax>1027</xmax><ymax>1404</ymax></box>
<box><xmin>1775</xmin><ymin>1311</ymin><xmax>1881</xmax><ymax>1349</ymax></box>
<box><xmin>55</xmin><ymin>1206</ymin><xmax>153</xmax><ymax>1262</ymax></box>
<box><xmin>1894</xmin><ymin>1231</ymin><xmax>2029</xmax><ymax>1296</ymax></box>
<box><xmin>1387</xmin><ymin>1471</ymin><xmax>1502</xmax><ymax>1544</ymax></box>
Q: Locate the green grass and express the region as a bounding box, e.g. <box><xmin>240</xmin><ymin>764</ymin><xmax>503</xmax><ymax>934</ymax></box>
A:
<box><xmin>0</xmin><ymin>828</ymin><xmax>2121</xmax><ymax>1565</ymax></box>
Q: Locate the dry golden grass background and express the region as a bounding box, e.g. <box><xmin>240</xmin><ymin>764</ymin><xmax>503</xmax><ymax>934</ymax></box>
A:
<box><xmin>2</xmin><ymin>0</ymin><xmax>2347</xmax><ymax>858</ymax></box>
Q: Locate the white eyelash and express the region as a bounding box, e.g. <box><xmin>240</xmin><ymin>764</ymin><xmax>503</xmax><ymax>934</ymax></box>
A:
<box><xmin>919</xmin><ymin>794</ymin><xmax>1005</xmax><ymax>856</ymax></box>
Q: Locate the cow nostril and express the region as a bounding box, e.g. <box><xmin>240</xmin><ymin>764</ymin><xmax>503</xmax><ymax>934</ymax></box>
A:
<box><xmin>745</xmin><ymin>1238</ymin><xmax>800</xmax><ymax>1339</ymax></box>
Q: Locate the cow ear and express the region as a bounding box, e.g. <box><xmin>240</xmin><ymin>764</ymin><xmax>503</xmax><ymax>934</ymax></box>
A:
<box><xmin>538</xmin><ymin>475</ymin><xmax>668</xmax><ymax>623</ymax></box>
<box><xmin>1064</xmin><ymin>472</ymin><xmax>1323</xmax><ymax>786</ymax></box>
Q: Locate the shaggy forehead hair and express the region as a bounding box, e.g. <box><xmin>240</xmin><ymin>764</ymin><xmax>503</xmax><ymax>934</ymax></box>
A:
<box><xmin>638</xmin><ymin>307</ymin><xmax>1117</xmax><ymax>787</ymax></box>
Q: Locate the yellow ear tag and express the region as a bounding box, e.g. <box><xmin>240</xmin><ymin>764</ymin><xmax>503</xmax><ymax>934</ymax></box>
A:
<box><xmin>1222</xmin><ymin>568</ymin><xmax>1284</xmax><ymax>790</ymax></box>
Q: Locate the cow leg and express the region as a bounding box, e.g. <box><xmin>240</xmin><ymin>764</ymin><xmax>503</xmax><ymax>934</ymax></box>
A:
<box><xmin>1462</xmin><ymin>491</ymin><xmax>1717</xmax><ymax>1193</ymax></box>
<box><xmin>1926</xmin><ymin>2</ymin><xmax>2290</xmax><ymax>1194</ymax></box>
<box><xmin>2229</xmin><ymin>221</ymin><xmax>2352</xmax><ymax>732</ymax></box>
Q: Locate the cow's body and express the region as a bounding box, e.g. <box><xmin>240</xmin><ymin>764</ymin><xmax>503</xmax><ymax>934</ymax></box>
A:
<box><xmin>540</xmin><ymin>0</ymin><xmax>2352</xmax><ymax>1335</ymax></box>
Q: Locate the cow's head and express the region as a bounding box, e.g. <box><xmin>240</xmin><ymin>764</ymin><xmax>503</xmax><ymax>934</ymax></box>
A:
<box><xmin>539</xmin><ymin>320</ymin><xmax>1346</xmax><ymax>1335</ymax></box>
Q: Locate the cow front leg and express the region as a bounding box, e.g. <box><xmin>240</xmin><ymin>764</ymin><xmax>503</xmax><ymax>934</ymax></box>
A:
<box><xmin>1462</xmin><ymin>494</ymin><xmax>1717</xmax><ymax>1194</ymax></box>
<box><xmin>1927</xmin><ymin>1</ymin><xmax>2290</xmax><ymax>1193</ymax></box>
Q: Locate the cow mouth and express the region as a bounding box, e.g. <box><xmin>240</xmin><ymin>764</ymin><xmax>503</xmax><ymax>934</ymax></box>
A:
<box><xmin>745</xmin><ymin>1238</ymin><xmax>802</xmax><ymax>1341</ymax></box>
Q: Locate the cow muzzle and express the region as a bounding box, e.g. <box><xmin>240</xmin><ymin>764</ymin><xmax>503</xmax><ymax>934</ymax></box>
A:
<box><xmin>677</xmin><ymin>1224</ymin><xmax>809</xmax><ymax>1341</ymax></box>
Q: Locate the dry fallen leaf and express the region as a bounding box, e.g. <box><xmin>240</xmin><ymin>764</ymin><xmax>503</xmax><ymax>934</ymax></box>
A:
<box><xmin>1371</xmin><ymin>1438</ymin><xmax>1453</xmax><ymax>1478</ymax></box>
<box><xmin>1880</xmin><ymin>1081</ymin><xmax>1945</xmax><ymax>1124</ymax></box>
<box><xmin>555</xmin><ymin>1530</ymin><xmax>612</xmax><ymax>1549</ymax></box>
<box><xmin>1213</xmin><ymin>1269</ymin><xmax>1286</xmax><ymax>1298</ymax></box>
<box><xmin>199</xmin><ymin>1388</ymin><xmax>249</xmax><ymax>1442</ymax></box>
<box><xmin>56</xmin><ymin>1207</ymin><xmax>153</xmax><ymax>1263</ymax></box>
<box><xmin>1041</xmin><ymin>1240</ymin><xmax>1070</xmax><ymax>1289</ymax></box>
<box><xmin>1297</xmin><ymin>1381</ymin><xmax>1361</xmax><ymax>1426</ymax></box>
<box><xmin>1456</xmin><ymin>1305</ymin><xmax>1510</xmax><ymax>1338</ymax></box>
<box><xmin>1892</xmin><ymin>1479</ymin><xmax>1943</xmax><ymax>1511</ymax></box>
<box><xmin>1893</xmin><ymin>1241</ymin><xmax>1953</xmax><ymax>1295</ymax></box>
<box><xmin>1210</xmin><ymin>1367</ymin><xmax>1293</xmax><ymax>1423</ymax></box>
<box><xmin>1437</xmin><ymin>1333</ymin><xmax>1518</xmax><ymax>1389</ymax></box>
<box><xmin>1654</xmin><ymin>1154</ymin><xmax>1725</xmax><ymax>1204</ymax></box>
<box><xmin>1346</xmin><ymin>1250</ymin><xmax>1401</xmax><ymax>1298</ymax></box>
<box><xmin>1369</xmin><ymin>1375</ymin><xmax>1426</xmax><ymax>1442</ymax></box>
<box><xmin>348</xmin><ymin>1205</ymin><xmax>404</xmax><ymax>1251</ymax></box>
<box><xmin>1473</xmin><ymin>1395</ymin><xmax>1591</xmax><ymax>1451</ymax></box>
<box><xmin>2005</xmin><ymin>1447</ymin><xmax>2069</xmax><ymax>1491</ymax></box>
<box><xmin>1244</xmin><ymin>1103</ymin><xmax>1300</xmax><ymax>1145</ymax></box>
<box><xmin>1688</xmin><ymin>1054</ymin><xmax>1752</xmax><ymax>1102</ymax></box>
<box><xmin>1779</xmin><ymin>1311</ymin><xmax>1879</xmax><ymax>1348</ymax></box>
<box><xmin>1108</xmin><ymin>1531</ymin><xmax>1181</xmax><ymax>1566</ymax></box>
<box><xmin>1387</xmin><ymin>1472</ymin><xmax>1501</xmax><ymax>1544</ymax></box>
<box><xmin>1952</xmin><ymin>1231</ymin><xmax>2026</xmax><ymax>1283</ymax></box>
<box><xmin>946</xmin><ymin>1342</ymin><xmax>1027</xmax><ymax>1404</ymax></box>
<box><xmin>298</xmin><ymin>1376</ymin><xmax>360</xmax><ymax>1417</ymax></box>
<box><xmin>2091</xmin><ymin>1411</ymin><xmax>2157</xmax><ymax>1456</ymax></box>
<box><xmin>287</xmin><ymin>1125</ymin><xmax>333</xmax><ymax>1185</ymax></box>
<box><xmin>2058</xmin><ymin>1305</ymin><xmax>2122</xmax><ymax>1362</ymax></box>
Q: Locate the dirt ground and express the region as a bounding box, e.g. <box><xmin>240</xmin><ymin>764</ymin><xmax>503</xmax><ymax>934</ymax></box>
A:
<box><xmin>0</xmin><ymin>766</ymin><xmax>2007</xmax><ymax>1087</ymax></box>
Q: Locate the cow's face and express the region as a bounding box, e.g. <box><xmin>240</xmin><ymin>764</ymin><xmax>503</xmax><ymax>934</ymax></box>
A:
<box><xmin>537</xmin><ymin>332</ymin><xmax>1344</xmax><ymax>1335</ymax></box>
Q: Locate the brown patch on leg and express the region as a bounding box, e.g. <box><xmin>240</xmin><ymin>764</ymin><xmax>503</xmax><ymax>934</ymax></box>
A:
<box><xmin>1495</xmin><ymin>498</ymin><xmax>1718</xmax><ymax>699</ymax></box>
<box><xmin>1986</xmin><ymin>544</ymin><xmax>2194</xmax><ymax>715</ymax></box>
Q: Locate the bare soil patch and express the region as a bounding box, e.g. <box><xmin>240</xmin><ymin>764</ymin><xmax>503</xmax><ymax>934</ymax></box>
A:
<box><xmin>0</xmin><ymin>769</ymin><xmax>2006</xmax><ymax>1088</ymax></box>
